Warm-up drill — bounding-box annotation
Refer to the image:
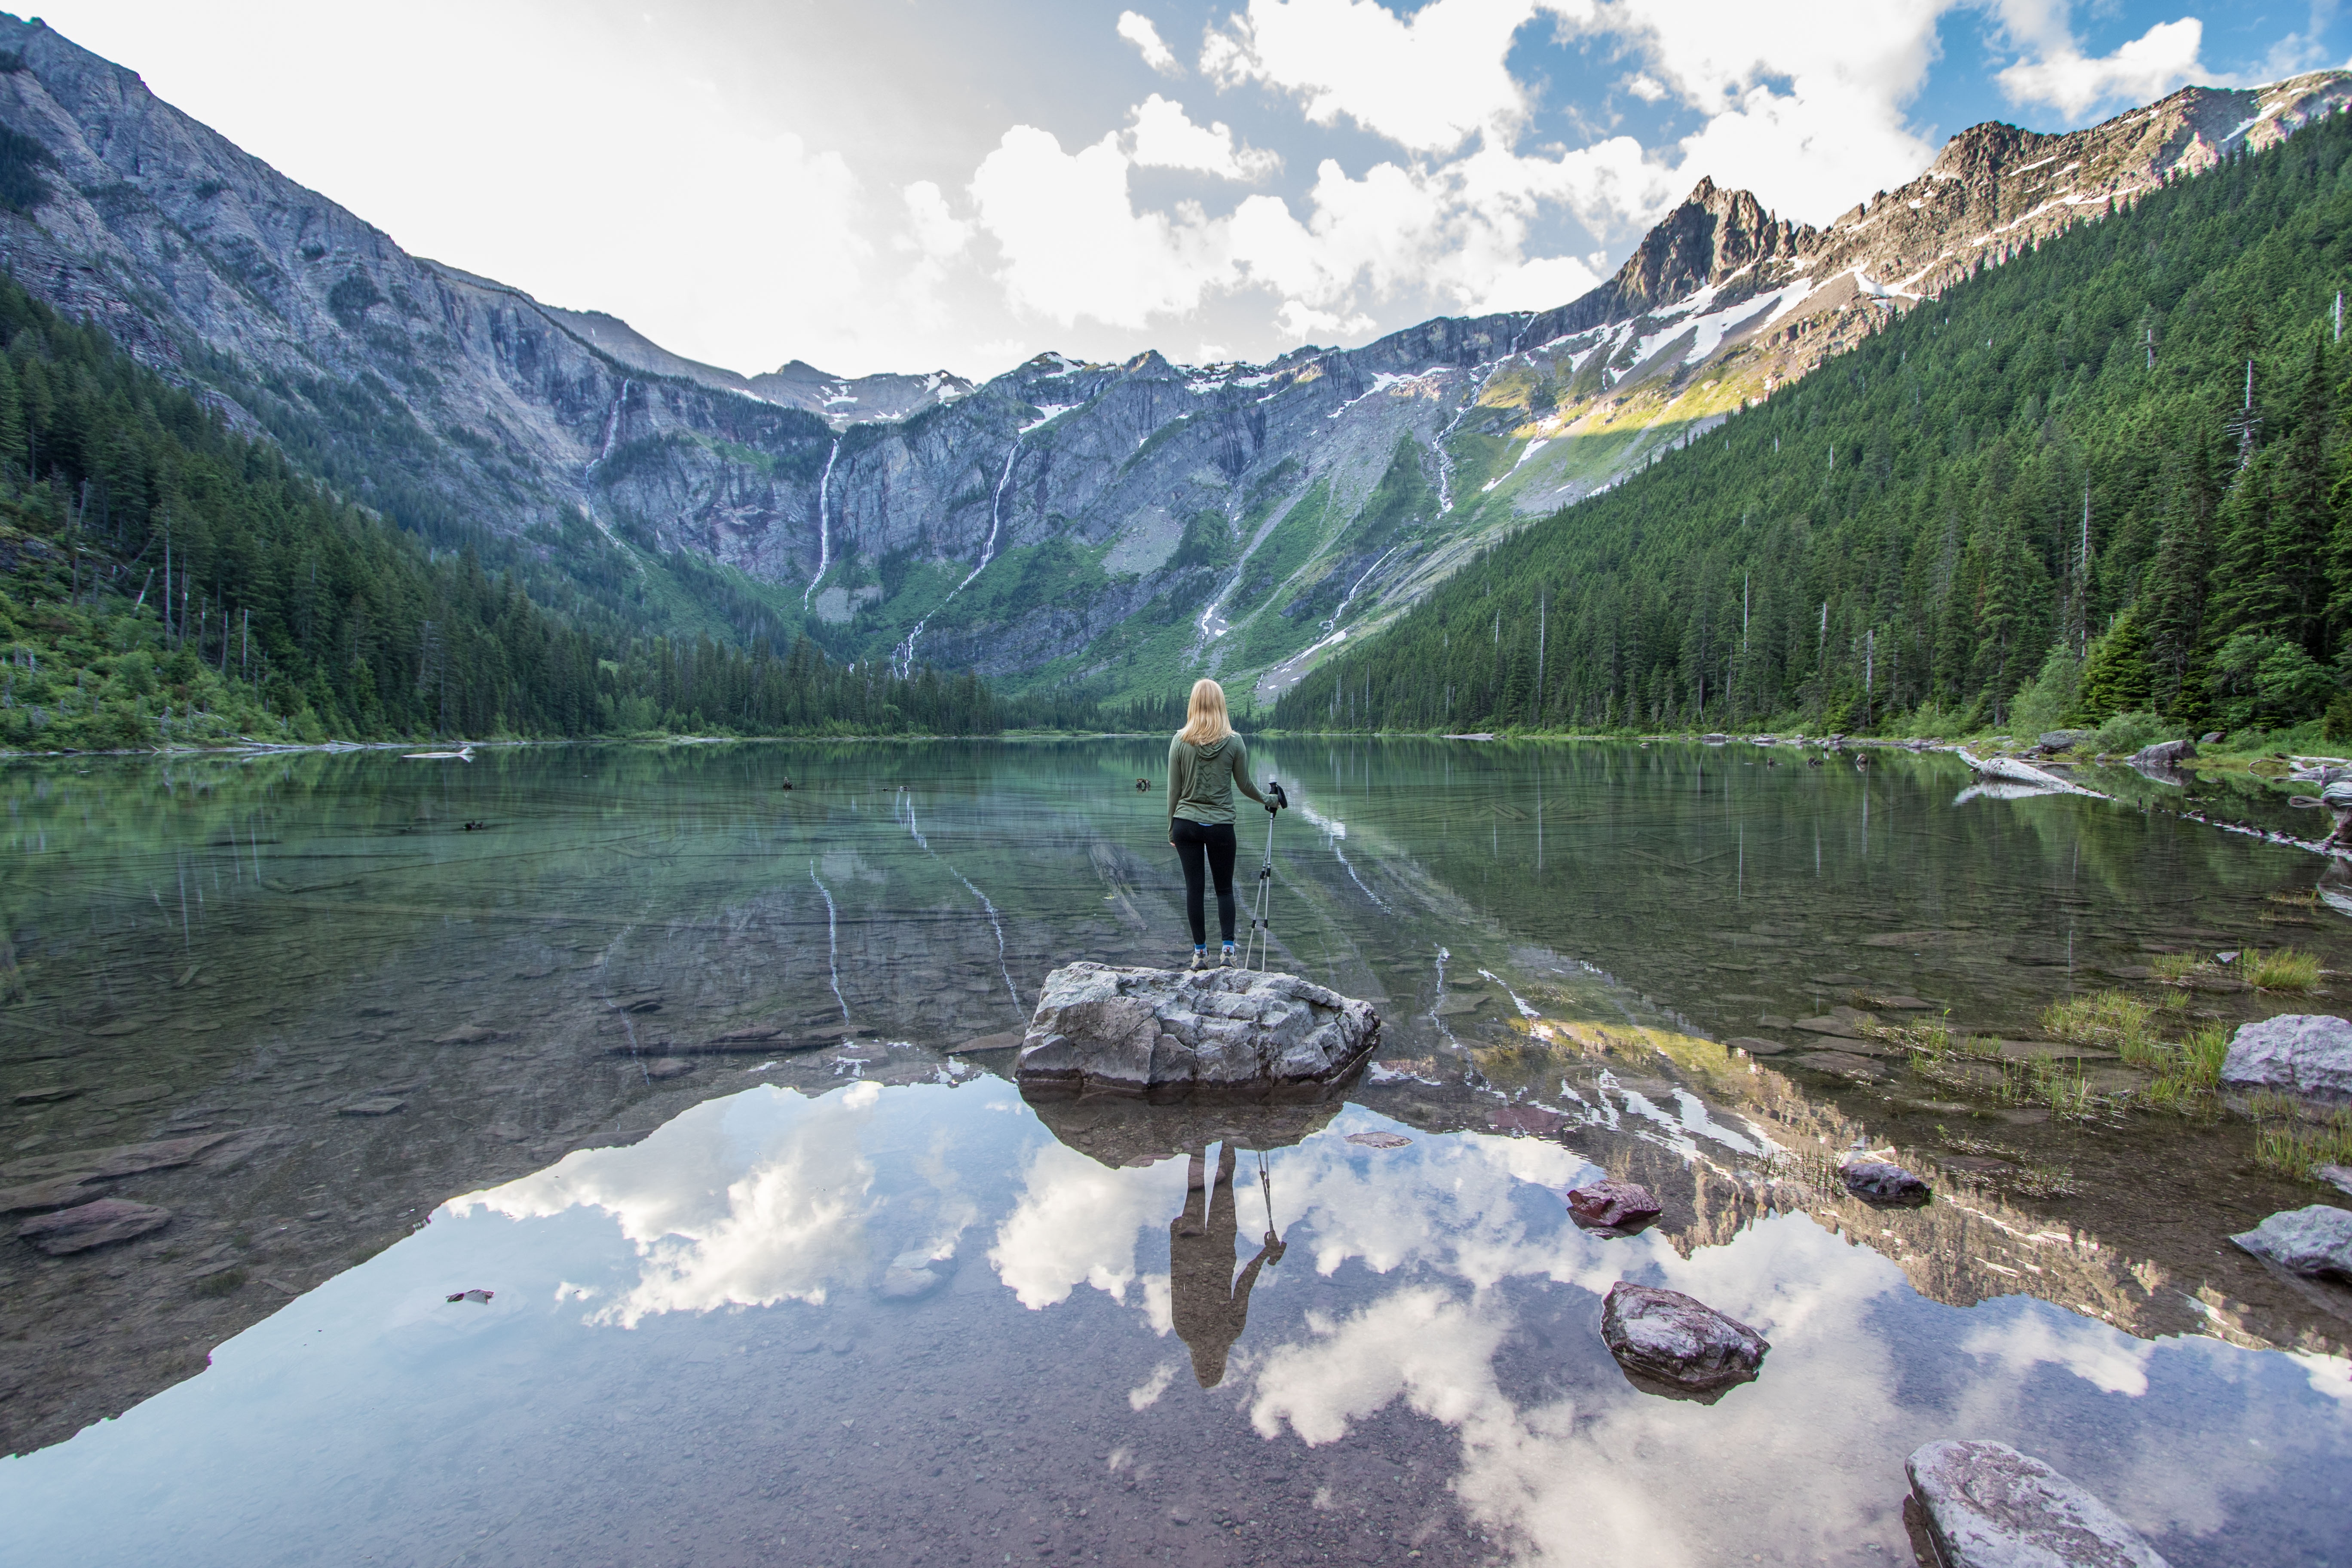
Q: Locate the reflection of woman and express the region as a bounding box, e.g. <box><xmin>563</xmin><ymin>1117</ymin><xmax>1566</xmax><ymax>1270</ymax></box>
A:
<box><xmin>1168</xmin><ymin>1143</ymin><xmax>1283</xmax><ymax>1388</ymax></box>
<box><xmin>1167</xmin><ymin>679</ymin><xmax>1275</xmax><ymax>971</ymax></box>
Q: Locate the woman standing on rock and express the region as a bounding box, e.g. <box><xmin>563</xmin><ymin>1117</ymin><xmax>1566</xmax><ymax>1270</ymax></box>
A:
<box><xmin>1167</xmin><ymin>678</ymin><xmax>1275</xmax><ymax>970</ymax></box>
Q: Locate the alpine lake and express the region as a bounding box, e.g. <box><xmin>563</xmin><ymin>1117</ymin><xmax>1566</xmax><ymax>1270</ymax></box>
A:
<box><xmin>0</xmin><ymin>737</ymin><xmax>2348</xmax><ymax>1568</ymax></box>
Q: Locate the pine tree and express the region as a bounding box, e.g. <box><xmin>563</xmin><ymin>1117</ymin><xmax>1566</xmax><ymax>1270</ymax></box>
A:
<box><xmin>2078</xmin><ymin>611</ymin><xmax>2153</xmax><ymax>718</ymax></box>
<box><xmin>2269</xmin><ymin>341</ymin><xmax>2333</xmax><ymax>653</ymax></box>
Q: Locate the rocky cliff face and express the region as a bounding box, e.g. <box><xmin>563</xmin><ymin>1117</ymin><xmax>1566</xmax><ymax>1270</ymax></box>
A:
<box><xmin>0</xmin><ymin>14</ymin><xmax>2342</xmax><ymax>704</ymax></box>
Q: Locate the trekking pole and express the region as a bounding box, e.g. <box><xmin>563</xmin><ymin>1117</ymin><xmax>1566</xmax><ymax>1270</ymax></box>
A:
<box><xmin>1246</xmin><ymin>780</ymin><xmax>1287</xmax><ymax>971</ymax></box>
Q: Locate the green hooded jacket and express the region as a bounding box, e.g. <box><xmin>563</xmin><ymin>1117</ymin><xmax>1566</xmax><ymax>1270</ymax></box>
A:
<box><xmin>1167</xmin><ymin>733</ymin><xmax>1268</xmax><ymax>827</ymax></box>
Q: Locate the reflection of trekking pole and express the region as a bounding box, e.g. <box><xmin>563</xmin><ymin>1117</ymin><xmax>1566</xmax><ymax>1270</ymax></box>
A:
<box><xmin>1256</xmin><ymin>1148</ymin><xmax>1279</xmax><ymax>1253</ymax></box>
<box><xmin>1246</xmin><ymin>780</ymin><xmax>1288</xmax><ymax>971</ymax></box>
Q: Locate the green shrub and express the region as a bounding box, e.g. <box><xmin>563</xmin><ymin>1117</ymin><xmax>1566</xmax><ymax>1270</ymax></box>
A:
<box><xmin>2009</xmin><ymin>644</ymin><xmax>2083</xmax><ymax>738</ymax></box>
<box><xmin>2089</xmin><ymin>710</ymin><xmax>2173</xmax><ymax>755</ymax></box>
<box><xmin>2322</xmin><ymin>689</ymin><xmax>2352</xmax><ymax>744</ymax></box>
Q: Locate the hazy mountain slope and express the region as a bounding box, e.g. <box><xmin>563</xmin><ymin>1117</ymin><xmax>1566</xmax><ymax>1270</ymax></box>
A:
<box><xmin>0</xmin><ymin>12</ymin><xmax>2341</xmax><ymax>712</ymax></box>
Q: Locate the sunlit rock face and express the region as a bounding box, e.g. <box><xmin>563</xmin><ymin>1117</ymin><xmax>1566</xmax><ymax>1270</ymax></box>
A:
<box><xmin>1015</xmin><ymin>963</ymin><xmax>1378</xmax><ymax>1100</ymax></box>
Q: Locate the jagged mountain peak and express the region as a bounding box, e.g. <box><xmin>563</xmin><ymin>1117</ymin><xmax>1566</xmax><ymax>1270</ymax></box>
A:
<box><xmin>1925</xmin><ymin>119</ymin><xmax>2049</xmax><ymax>181</ymax></box>
<box><xmin>1604</xmin><ymin>176</ymin><xmax>1813</xmax><ymax>312</ymax></box>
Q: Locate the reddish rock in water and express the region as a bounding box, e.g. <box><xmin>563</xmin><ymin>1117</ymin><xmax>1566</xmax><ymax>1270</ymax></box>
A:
<box><xmin>1565</xmin><ymin>1179</ymin><xmax>1662</xmax><ymax>1235</ymax></box>
<box><xmin>1599</xmin><ymin>1282</ymin><xmax>1769</xmax><ymax>1401</ymax></box>
<box><xmin>17</xmin><ymin>1197</ymin><xmax>171</xmax><ymax>1255</ymax></box>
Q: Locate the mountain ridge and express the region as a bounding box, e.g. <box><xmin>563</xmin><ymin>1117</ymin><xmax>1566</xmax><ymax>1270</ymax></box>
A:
<box><xmin>0</xmin><ymin>11</ymin><xmax>2341</xmax><ymax>707</ymax></box>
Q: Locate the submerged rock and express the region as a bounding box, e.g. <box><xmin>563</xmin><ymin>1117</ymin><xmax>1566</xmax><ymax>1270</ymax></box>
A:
<box><xmin>1487</xmin><ymin>1104</ymin><xmax>1566</xmax><ymax>1136</ymax></box>
<box><xmin>2220</xmin><ymin>1015</ymin><xmax>2352</xmax><ymax>1100</ymax></box>
<box><xmin>1015</xmin><ymin>963</ymin><xmax>1378</xmax><ymax>1100</ymax></box>
<box><xmin>878</xmin><ymin>1250</ymin><xmax>949</xmax><ymax>1300</ymax></box>
<box><xmin>0</xmin><ymin>1176</ymin><xmax>104</xmax><ymax>1214</ymax></box>
<box><xmin>1842</xmin><ymin>1158</ymin><xmax>1933</xmax><ymax>1207</ymax></box>
<box><xmin>2230</xmin><ymin>1205</ymin><xmax>2352</xmax><ymax>1282</ymax></box>
<box><xmin>1566</xmin><ymin>1179</ymin><xmax>1661</xmax><ymax>1236</ymax></box>
<box><xmin>1906</xmin><ymin>1439</ymin><xmax>2170</xmax><ymax>1568</ymax></box>
<box><xmin>17</xmin><ymin>1197</ymin><xmax>172</xmax><ymax>1254</ymax></box>
<box><xmin>0</xmin><ymin>1131</ymin><xmax>236</xmax><ymax>1187</ymax></box>
<box><xmin>1795</xmin><ymin>1050</ymin><xmax>1886</xmax><ymax>1080</ymax></box>
<box><xmin>1599</xmin><ymin>1282</ymin><xmax>1768</xmax><ymax>1400</ymax></box>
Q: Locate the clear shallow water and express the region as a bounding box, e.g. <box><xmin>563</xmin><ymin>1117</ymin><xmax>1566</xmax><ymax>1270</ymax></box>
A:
<box><xmin>2</xmin><ymin>740</ymin><xmax>2350</xmax><ymax>1565</ymax></box>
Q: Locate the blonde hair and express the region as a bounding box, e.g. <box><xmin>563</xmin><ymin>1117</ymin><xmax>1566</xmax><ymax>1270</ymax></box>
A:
<box><xmin>1177</xmin><ymin>678</ymin><xmax>1233</xmax><ymax>746</ymax></box>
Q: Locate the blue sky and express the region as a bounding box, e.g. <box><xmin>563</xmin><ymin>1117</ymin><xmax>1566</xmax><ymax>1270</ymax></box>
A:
<box><xmin>34</xmin><ymin>0</ymin><xmax>2352</xmax><ymax>379</ymax></box>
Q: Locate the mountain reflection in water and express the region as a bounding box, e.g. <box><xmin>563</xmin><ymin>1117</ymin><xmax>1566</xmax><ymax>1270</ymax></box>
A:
<box><xmin>5</xmin><ymin>740</ymin><xmax>2352</xmax><ymax>1565</ymax></box>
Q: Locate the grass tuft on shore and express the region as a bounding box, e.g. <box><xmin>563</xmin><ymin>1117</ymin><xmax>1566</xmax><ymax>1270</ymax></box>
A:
<box><xmin>2252</xmin><ymin>1106</ymin><xmax>2352</xmax><ymax>1180</ymax></box>
<box><xmin>2238</xmin><ymin>947</ymin><xmax>2320</xmax><ymax>992</ymax></box>
<box><xmin>2039</xmin><ymin>992</ymin><xmax>2160</xmax><ymax>1056</ymax></box>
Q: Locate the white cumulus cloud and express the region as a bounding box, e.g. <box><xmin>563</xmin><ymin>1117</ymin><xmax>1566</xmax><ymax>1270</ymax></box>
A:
<box><xmin>1203</xmin><ymin>0</ymin><xmax>1537</xmax><ymax>155</ymax></box>
<box><xmin>1126</xmin><ymin>94</ymin><xmax>1281</xmax><ymax>181</ymax></box>
<box><xmin>968</xmin><ymin>124</ymin><xmax>1239</xmax><ymax>327</ymax></box>
<box><xmin>1117</xmin><ymin>9</ymin><xmax>1183</xmax><ymax>75</ymax></box>
<box><xmin>1996</xmin><ymin>16</ymin><xmax>2207</xmax><ymax>116</ymax></box>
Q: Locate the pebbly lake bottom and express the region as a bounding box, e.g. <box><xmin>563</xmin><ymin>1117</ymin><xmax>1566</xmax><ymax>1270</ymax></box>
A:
<box><xmin>4</xmin><ymin>1072</ymin><xmax>2348</xmax><ymax>1568</ymax></box>
<box><xmin>5</xmin><ymin>737</ymin><xmax>2352</xmax><ymax>1565</ymax></box>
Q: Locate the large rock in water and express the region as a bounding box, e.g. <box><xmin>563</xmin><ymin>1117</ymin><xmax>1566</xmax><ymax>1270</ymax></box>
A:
<box><xmin>2230</xmin><ymin>1205</ymin><xmax>2352</xmax><ymax>1282</ymax></box>
<box><xmin>1015</xmin><ymin>963</ymin><xmax>1378</xmax><ymax>1100</ymax></box>
<box><xmin>1598</xmin><ymin>1282</ymin><xmax>1768</xmax><ymax>1401</ymax></box>
<box><xmin>1906</xmin><ymin>1440</ymin><xmax>2170</xmax><ymax>1568</ymax></box>
<box><xmin>2219</xmin><ymin>1014</ymin><xmax>2352</xmax><ymax>1100</ymax></box>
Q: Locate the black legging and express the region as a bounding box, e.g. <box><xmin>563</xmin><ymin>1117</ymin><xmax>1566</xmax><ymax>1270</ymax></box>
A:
<box><xmin>1170</xmin><ymin>818</ymin><xmax>1238</xmax><ymax>946</ymax></box>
